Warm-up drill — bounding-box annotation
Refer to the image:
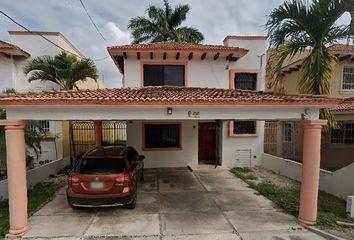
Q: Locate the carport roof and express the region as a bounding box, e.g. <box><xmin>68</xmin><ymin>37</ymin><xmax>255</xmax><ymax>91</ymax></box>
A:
<box><xmin>0</xmin><ymin>86</ymin><xmax>340</xmax><ymax>107</ymax></box>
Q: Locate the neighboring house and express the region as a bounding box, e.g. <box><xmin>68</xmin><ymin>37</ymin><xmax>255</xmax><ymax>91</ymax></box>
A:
<box><xmin>0</xmin><ymin>31</ymin><xmax>105</xmax><ymax>165</ymax></box>
<box><xmin>107</xmin><ymin>36</ymin><xmax>267</xmax><ymax>168</ymax></box>
<box><xmin>265</xmin><ymin>44</ymin><xmax>354</xmax><ymax>171</ymax></box>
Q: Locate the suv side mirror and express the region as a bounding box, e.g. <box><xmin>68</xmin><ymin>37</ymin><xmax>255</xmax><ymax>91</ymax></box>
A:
<box><xmin>139</xmin><ymin>155</ymin><xmax>145</xmax><ymax>161</ymax></box>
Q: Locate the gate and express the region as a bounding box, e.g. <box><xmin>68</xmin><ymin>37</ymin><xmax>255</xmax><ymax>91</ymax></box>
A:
<box><xmin>72</xmin><ymin>121</ymin><xmax>127</xmax><ymax>157</ymax></box>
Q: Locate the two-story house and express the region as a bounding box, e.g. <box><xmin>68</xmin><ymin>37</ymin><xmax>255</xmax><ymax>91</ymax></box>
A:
<box><xmin>265</xmin><ymin>44</ymin><xmax>354</xmax><ymax>171</ymax></box>
<box><xmin>107</xmin><ymin>36</ymin><xmax>267</xmax><ymax>168</ymax></box>
<box><xmin>0</xmin><ymin>31</ymin><xmax>105</xmax><ymax>165</ymax></box>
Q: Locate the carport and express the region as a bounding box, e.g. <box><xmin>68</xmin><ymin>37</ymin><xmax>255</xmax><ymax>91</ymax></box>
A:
<box><xmin>0</xmin><ymin>86</ymin><xmax>339</xmax><ymax>237</ymax></box>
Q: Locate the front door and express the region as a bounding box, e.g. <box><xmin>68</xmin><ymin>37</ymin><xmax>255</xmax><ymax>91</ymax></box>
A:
<box><xmin>198</xmin><ymin>122</ymin><xmax>216</xmax><ymax>164</ymax></box>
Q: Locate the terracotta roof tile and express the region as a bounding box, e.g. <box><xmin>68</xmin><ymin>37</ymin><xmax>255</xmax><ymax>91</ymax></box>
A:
<box><xmin>0</xmin><ymin>40</ymin><xmax>30</xmax><ymax>57</ymax></box>
<box><xmin>330</xmin><ymin>44</ymin><xmax>354</xmax><ymax>52</ymax></box>
<box><xmin>330</xmin><ymin>97</ymin><xmax>354</xmax><ymax>111</ymax></box>
<box><xmin>107</xmin><ymin>41</ymin><xmax>248</xmax><ymax>53</ymax></box>
<box><xmin>0</xmin><ymin>86</ymin><xmax>340</xmax><ymax>107</ymax></box>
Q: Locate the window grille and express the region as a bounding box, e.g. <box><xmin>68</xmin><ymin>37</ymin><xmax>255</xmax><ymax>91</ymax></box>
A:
<box><xmin>342</xmin><ymin>67</ymin><xmax>354</xmax><ymax>90</ymax></box>
<box><xmin>144</xmin><ymin>123</ymin><xmax>181</xmax><ymax>148</ymax></box>
<box><xmin>29</xmin><ymin>120</ymin><xmax>50</xmax><ymax>133</ymax></box>
<box><xmin>233</xmin><ymin>121</ymin><xmax>256</xmax><ymax>135</ymax></box>
<box><xmin>283</xmin><ymin>122</ymin><xmax>293</xmax><ymax>143</ymax></box>
<box><xmin>235</xmin><ymin>73</ymin><xmax>257</xmax><ymax>90</ymax></box>
<box><xmin>331</xmin><ymin>122</ymin><xmax>354</xmax><ymax>144</ymax></box>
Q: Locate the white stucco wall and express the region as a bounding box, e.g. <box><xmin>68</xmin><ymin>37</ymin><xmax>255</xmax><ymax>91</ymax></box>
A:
<box><xmin>0</xmin><ymin>157</ymin><xmax>70</xmax><ymax>199</ymax></box>
<box><xmin>222</xmin><ymin>121</ymin><xmax>265</xmax><ymax>168</ymax></box>
<box><xmin>225</xmin><ymin>38</ymin><xmax>267</xmax><ymax>91</ymax></box>
<box><xmin>126</xmin><ymin>120</ymin><xmax>198</xmax><ymax>168</ymax></box>
<box><xmin>0</xmin><ymin>55</ymin><xmax>15</xmax><ymax>91</ymax></box>
<box><xmin>261</xmin><ymin>153</ymin><xmax>354</xmax><ymax>199</ymax></box>
<box><xmin>9</xmin><ymin>33</ymin><xmax>61</xmax><ymax>91</ymax></box>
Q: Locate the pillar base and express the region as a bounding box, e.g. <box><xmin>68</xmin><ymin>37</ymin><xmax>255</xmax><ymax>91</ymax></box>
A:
<box><xmin>6</xmin><ymin>225</ymin><xmax>30</xmax><ymax>239</ymax></box>
<box><xmin>298</xmin><ymin>217</ymin><xmax>316</xmax><ymax>226</ymax></box>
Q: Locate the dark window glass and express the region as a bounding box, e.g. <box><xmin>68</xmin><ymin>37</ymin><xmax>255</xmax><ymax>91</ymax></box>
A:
<box><xmin>145</xmin><ymin>124</ymin><xmax>180</xmax><ymax>148</ymax></box>
<box><xmin>233</xmin><ymin>121</ymin><xmax>257</xmax><ymax>135</ymax></box>
<box><xmin>234</xmin><ymin>73</ymin><xmax>257</xmax><ymax>90</ymax></box>
<box><xmin>144</xmin><ymin>65</ymin><xmax>185</xmax><ymax>86</ymax></box>
<box><xmin>331</xmin><ymin>123</ymin><xmax>354</xmax><ymax>144</ymax></box>
<box><xmin>76</xmin><ymin>157</ymin><xmax>127</xmax><ymax>174</ymax></box>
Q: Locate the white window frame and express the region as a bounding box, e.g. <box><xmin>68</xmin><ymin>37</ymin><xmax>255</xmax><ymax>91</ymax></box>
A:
<box><xmin>340</xmin><ymin>64</ymin><xmax>354</xmax><ymax>92</ymax></box>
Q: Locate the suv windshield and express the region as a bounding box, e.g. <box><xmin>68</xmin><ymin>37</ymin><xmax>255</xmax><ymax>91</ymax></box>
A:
<box><xmin>76</xmin><ymin>157</ymin><xmax>127</xmax><ymax>174</ymax></box>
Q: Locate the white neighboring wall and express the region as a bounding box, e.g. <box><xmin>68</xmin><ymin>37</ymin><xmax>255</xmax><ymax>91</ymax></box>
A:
<box><xmin>261</xmin><ymin>153</ymin><xmax>354</xmax><ymax>199</ymax></box>
<box><xmin>0</xmin><ymin>157</ymin><xmax>70</xmax><ymax>199</ymax></box>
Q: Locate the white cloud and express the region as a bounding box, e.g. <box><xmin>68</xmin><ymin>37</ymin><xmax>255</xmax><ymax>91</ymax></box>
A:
<box><xmin>105</xmin><ymin>22</ymin><xmax>131</xmax><ymax>45</ymax></box>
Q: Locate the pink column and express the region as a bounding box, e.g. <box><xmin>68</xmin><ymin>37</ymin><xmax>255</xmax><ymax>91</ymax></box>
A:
<box><xmin>298</xmin><ymin>119</ymin><xmax>327</xmax><ymax>225</ymax></box>
<box><xmin>94</xmin><ymin>121</ymin><xmax>102</xmax><ymax>147</ymax></box>
<box><xmin>4</xmin><ymin>120</ymin><xmax>30</xmax><ymax>238</ymax></box>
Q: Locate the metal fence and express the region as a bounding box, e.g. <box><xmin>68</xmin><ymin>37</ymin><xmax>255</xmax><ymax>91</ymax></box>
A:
<box><xmin>264</xmin><ymin>121</ymin><xmax>302</xmax><ymax>162</ymax></box>
<box><xmin>72</xmin><ymin>121</ymin><xmax>127</xmax><ymax>157</ymax></box>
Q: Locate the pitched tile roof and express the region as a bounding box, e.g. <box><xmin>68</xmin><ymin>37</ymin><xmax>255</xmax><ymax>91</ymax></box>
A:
<box><xmin>330</xmin><ymin>97</ymin><xmax>354</xmax><ymax>111</ymax></box>
<box><xmin>107</xmin><ymin>41</ymin><xmax>248</xmax><ymax>54</ymax></box>
<box><xmin>0</xmin><ymin>86</ymin><xmax>339</xmax><ymax>107</ymax></box>
<box><xmin>0</xmin><ymin>40</ymin><xmax>30</xmax><ymax>57</ymax></box>
<box><xmin>329</xmin><ymin>44</ymin><xmax>354</xmax><ymax>52</ymax></box>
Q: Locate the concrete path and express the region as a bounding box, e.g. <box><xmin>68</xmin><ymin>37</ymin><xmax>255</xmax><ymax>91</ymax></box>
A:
<box><xmin>22</xmin><ymin>167</ymin><xmax>325</xmax><ymax>240</ymax></box>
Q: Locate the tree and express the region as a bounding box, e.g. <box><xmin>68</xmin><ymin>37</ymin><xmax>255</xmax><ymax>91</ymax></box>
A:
<box><xmin>266</xmin><ymin>0</ymin><xmax>354</xmax><ymax>126</ymax></box>
<box><xmin>24</xmin><ymin>51</ymin><xmax>98</xmax><ymax>90</ymax></box>
<box><xmin>128</xmin><ymin>0</ymin><xmax>204</xmax><ymax>44</ymax></box>
<box><xmin>24</xmin><ymin>51</ymin><xmax>99</xmax><ymax>165</ymax></box>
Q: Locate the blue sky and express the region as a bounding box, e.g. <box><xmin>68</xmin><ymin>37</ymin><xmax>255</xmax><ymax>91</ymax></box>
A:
<box><xmin>0</xmin><ymin>0</ymin><xmax>351</xmax><ymax>87</ymax></box>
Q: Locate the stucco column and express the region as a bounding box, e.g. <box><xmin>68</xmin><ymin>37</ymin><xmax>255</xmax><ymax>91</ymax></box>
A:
<box><xmin>5</xmin><ymin>120</ymin><xmax>30</xmax><ymax>238</ymax></box>
<box><xmin>298</xmin><ymin>119</ymin><xmax>327</xmax><ymax>225</ymax></box>
<box><xmin>94</xmin><ymin>121</ymin><xmax>102</xmax><ymax>147</ymax></box>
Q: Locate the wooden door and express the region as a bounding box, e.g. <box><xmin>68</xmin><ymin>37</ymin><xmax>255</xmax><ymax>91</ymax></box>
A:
<box><xmin>198</xmin><ymin>122</ymin><xmax>216</xmax><ymax>164</ymax></box>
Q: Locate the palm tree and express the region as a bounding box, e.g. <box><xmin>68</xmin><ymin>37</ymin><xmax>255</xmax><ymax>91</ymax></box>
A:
<box><xmin>266</xmin><ymin>0</ymin><xmax>354</xmax><ymax>126</ymax></box>
<box><xmin>128</xmin><ymin>0</ymin><xmax>204</xmax><ymax>44</ymax></box>
<box><xmin>24</xmin><ymin>51</ymin><xmax>98</xmax><ymax>90</ymax></box>
<box><xmin>24</xmin><ymin>51</ymin><xmax>98</xmax><ymax>165</ymax></box>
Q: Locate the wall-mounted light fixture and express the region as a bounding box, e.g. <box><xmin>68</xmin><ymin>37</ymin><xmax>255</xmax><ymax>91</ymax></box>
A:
<box><xmin>167</xmin><ymin>107</ymin><xmax>173</xmax><ymax>115</ymax></box>
<box><xmin>301</xmin><ymin>108</ymin><xmax>309</xmax><ymax>120</ymax></box>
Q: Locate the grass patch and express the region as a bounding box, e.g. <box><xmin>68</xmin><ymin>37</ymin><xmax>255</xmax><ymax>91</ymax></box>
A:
<box><xmin>231</xmin><ymin>167</ymin><xmax>354</xmax><ymax>229</ymax></box>
<box><xmin>0</xmin><ymin>180</ymin><xmax>65</xmax><ymax>238</ymax></box>
<box><xmin>230</xmin><ymin>167</ymin><xmax>258</xmax><ymax>181</ymax></box>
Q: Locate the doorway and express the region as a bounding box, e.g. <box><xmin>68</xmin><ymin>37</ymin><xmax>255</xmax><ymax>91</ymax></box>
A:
<box><xmin>198</xmin><ymin>122</ymin><xmax>217</xmax><ymax>164</ymax></box>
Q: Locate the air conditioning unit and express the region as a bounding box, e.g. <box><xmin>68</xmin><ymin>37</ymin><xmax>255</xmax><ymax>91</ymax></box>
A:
<box><xmin>347</xmin><ymin>196</ymin><xmax>354</xmax><ymax>218</ymax></box>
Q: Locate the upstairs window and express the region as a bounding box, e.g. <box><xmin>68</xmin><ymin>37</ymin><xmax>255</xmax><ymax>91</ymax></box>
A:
<box><xmin>143</xmin><ymin>64</ymin><xmax>185</xmax><ymax>86</ymax></box>
<box><xmin>342</xmin><ymin>66</ymin><xmax>354</xmax><ymax>90</ymax></box>
<box><xmin>234</xmin><ymin>73</ymin><xmax>257</xmax><ymax>90</ymax></box>
<box><xmin>331</xmin><ymin>122</ymin><xmax>354</xmax><ymax>145</ymax></box>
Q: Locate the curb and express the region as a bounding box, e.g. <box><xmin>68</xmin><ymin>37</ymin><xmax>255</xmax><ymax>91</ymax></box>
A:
<box><xmin>306</xmin><ymin>226</ymin><xmax>347</xmax><ymax>240</ymax></box>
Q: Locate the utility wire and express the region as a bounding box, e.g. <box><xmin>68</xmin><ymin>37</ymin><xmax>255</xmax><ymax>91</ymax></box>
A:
<box><xmin>79</xmin><ymin>0</ymin><xmax>111</xmax><ymax>45</ymax></box>
<box><xmin>0</xmin><ymin>9</ymin><xmax>110</xmax><ymax>62</ymax></box>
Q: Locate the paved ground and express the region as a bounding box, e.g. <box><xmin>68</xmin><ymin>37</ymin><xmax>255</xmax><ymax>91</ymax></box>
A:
<box><xmin>22</xmin><ymin>167</ymin><xmax>325</xmax><ymax>240</ymax></box>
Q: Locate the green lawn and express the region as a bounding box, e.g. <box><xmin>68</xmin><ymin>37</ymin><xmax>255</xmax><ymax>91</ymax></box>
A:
<box><xmin>230</xmin><ymin>167</ymin><xmax>354</xmax><ymax>229</ymax></box>
<box><xmin>0</xmin><ymin>180</ymin><xmax>65</xmax><ymax>238</ymax></box>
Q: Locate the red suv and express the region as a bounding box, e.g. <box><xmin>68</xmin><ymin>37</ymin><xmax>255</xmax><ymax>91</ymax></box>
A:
<box><xmin>67</xmin><ymin>146</ymin><xmax>144</xmax><ymax>209</ymax></box>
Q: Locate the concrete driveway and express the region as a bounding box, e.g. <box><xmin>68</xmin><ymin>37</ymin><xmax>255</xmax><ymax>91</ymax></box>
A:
<box><xmin>22</xmin><ymin>167</ymin><xmax>325</xmax><ymax>240</ymax></box>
